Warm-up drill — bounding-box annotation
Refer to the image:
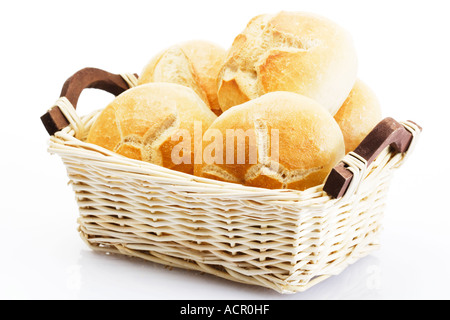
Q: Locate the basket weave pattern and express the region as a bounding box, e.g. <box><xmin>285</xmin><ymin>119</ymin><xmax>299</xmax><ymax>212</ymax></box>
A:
<box><xmin>47</xmin><ymin>108</ymin><xmax>419</xmax><ymax>293</ymax></box>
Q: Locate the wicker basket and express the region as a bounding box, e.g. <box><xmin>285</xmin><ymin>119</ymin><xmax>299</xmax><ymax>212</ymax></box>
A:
<box><xmin>41</xmin><ymin>68</ymin><xmax>421</xmax><ymax>294</ymax></box>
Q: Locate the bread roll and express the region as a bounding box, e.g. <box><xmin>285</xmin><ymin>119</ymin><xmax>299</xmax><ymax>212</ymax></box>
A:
<box><xmin>138</xmin><ymin>40</ymin><xmax>227</xmax><ymax>116</ymax></box>
<box><xmin>194</xmin><ymin>91</ymin><xmax>345</xmax><ymax>191</ymax></box>
<box><xmin>334</xmin><ymin>79</ymin><xmax>382</xmax><ymax>154</ymax></box>
<box><xmin>217</xmin><ymin>11</ymin><xmax>358</xmax><ymax>115</ymax></box>
<box><xmin>86</xmin><ymin>83</ymin><xmax>217</xmax><ymax>174</ymax></box>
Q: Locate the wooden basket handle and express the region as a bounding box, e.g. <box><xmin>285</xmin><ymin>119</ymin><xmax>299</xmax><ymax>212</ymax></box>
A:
<box><xmin>41</xmin><ymin>67</ymin><xmax>138</xmax><ymax>136</ymax></box>
<box><xmin>323</xmin><ymin>117</ymin><xmax>422</xmax><ymax>199</ymax></box>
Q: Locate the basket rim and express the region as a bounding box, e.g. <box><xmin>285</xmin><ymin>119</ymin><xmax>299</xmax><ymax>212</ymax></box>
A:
<box><xmin>47</xmin><ymin>112</ymin><xmax>335</xmax><ymax>203</ymax></box>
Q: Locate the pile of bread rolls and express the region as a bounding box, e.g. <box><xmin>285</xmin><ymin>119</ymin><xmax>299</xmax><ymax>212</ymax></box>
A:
<box><xmin>87</xmin><ymin>11</ymin><xmax>382</xmax><ymax>191</ymax></box>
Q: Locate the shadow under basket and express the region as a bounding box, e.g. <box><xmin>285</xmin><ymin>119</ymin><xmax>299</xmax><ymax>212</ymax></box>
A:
<box><xmin>41</xmin><ymin>68</ymin><xmax>422</xmax><ymax>294</ymax></box>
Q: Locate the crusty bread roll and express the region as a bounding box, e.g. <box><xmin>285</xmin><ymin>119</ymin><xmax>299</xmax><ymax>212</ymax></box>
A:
<box><xmin>194</xmin><ymin>91</ymin><xmax>345</xmax><ymax>191</ymax></box>
<box><xmin>86</xmin><ymin>83</ymin><xmax>217</xmax><ymax>174</ymax></box>
<box><xmin>334</xmin><ymin>79</ymin><xmax>382</xmax><ymax>154</ymax></box>
<box><xmin>217</xmin><ymin>11</ymin><xmax>358</xmax><ymax>115</ymax></box>
<box><xmin>138</xmin><ymin>40</ymin><xmax>227</xmax><ymax>116</ymax></box>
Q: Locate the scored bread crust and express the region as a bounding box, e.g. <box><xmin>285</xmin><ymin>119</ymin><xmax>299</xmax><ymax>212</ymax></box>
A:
<box><xmin>194</xmin><ymin>91</ymin><xmax>345</xmax><ymax>191</ymax></box>
<box><xmin>86</xmin><ymin>83</ymin><xmax>217</xmax><ymax>174</ymax></box>
<box><xmin>217</xmin><ymin>11</ymin><xmax>358</xmax><ymax>115</ymax></box>
<box><xmin>138</xmin><ymin>40</ymin><xmax>226</xmax><ymax>116</ymax></box>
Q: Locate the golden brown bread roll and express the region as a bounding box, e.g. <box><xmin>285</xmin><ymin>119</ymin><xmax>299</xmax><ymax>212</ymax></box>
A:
<box><xmin>217</xmin><ymin>11</ymin><xmax>358</xmax><ymax>115</ymax></box>
<box><xmin>138</xmin><ymin>40</ymin><xmax>227</xmax><ymax>116</ymax></box>
<box><xmin>194</xmin><ymin>91</ymin><xmax>345</xmax><ymax>191</ymax></box>
<box><xmin>334</xmin><ymin>79</ymin><xmax>382</xmax><ymax>154</ymax></box>
<box><xmin>86</xmin><ymin>83</ymin><xmax>217</xmax><ymax>174</ymax></box>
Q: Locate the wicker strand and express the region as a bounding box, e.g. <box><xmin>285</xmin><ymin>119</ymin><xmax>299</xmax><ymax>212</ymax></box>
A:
<box><xmin>398</xmin><ymin>120</ymin><xmax>422</xmax><ymax>166</ymax></box>
<box><xmin>52</xmin><ymin>97</ymin><xmax>85</xmax><ymax>140</ymax></box>
<box><xmin>339</xmin><ymin>151</ymin><xmax>368</xmax><ymax>202</ymax></box>
<box><xmin>120</xmin><ymin>73</ymin><xmax>139</xmax><ymax>88</ymax></box>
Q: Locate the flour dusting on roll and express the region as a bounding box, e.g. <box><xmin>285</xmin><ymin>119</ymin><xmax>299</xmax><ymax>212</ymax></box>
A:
<box><xmin>217</xmin><ymin>11</ymin><xmax>358</xmax><ymax>115</ymax></box>
<box><xmin>194</xmin><ymin>91</ymin><xmax>345</xmax><ymax>191</ymax></box>
<box><xmin>138</xmin><ymin>40</ymin><xmax>227</xmax><ymax>116</ymax></box>
<box><xmin>334</xmin><ymin>79</ymin><xmax>383</xmax><ymax>154</ymax></box>
<box><xmin>87</xmin><ymin>83</ymin><xmax>217</xmax><ymax>174</ymax></box>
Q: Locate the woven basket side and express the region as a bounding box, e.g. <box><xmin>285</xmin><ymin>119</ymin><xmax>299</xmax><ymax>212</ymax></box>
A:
<box><xmin>64</xmin><ymin>156</ymin><xmax>324</xmax><ymax>290</ymax></box>
<box><xmin>47</xmin><ymin>112</ymin><xmax>413</xmax><ymax>293</ymax></box>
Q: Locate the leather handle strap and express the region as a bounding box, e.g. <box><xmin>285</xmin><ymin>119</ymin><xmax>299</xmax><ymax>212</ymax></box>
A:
<box><xmin>323</xmin><ymin>117</ymin><xmax>422</xmax><ymax>199</ymax></box>
<box><xmin>41</xmin><ymin>67</ymin><xmax>137</xmax><ymax>136</ymax></box>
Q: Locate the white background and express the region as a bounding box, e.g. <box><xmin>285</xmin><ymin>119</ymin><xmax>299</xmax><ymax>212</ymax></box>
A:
<box><xmin>1</xmin><ymin>0</ymin><xmax>449</xmax><ymax>300</ymax></box>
